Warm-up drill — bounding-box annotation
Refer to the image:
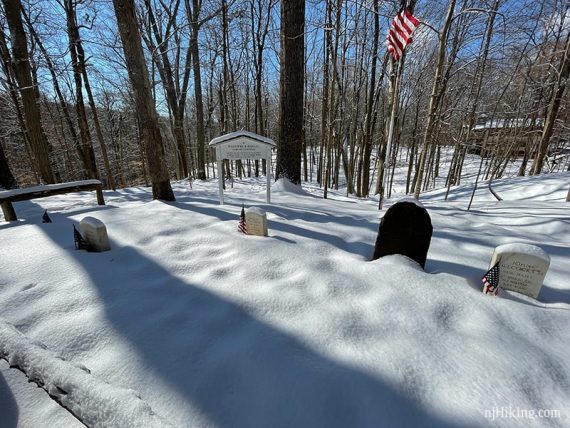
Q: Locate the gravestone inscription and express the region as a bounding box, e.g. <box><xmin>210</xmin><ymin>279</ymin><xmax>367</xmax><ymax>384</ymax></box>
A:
<box><xmin>245</xmin><ymin>207</ymin><xmax>268</xmax><ymax>237</ymax></box>
<box><xmin>80</xmin><ymin>216</ymin><xmax>111</xmax><ymax>252</ymax></box>
<box><xmin>488</xmin><ymin>243</ymin><xmax>549</xmax><ymax>299</ymax></box>
<box><xmin>372</xmin><ymin>200</ymin><xmax>433</xmax><ymax>269</ymax></box>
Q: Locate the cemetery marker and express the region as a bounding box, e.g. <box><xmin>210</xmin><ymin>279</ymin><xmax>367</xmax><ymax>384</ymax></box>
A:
<box><xmin>486</xmin><ymin>243</ymin><xmax>549</xmax><ymax>299</ymax></box>
<box><xmin>209</xmin><ymin>131</ymin><xmax>276</xmax><ymax>204</ymax></box>
<box><xmin>80</xmin><ymin>216</ymin><xmax>111</xmax><ymax>252</ymax></box>
<box><xmin>372</xmin><ymin>200</ymin><xmax>433</xmax><ymax>269</ymax></box>
<box><xmin>245</xmin><ymin>207</ymin><xmax>268</xmax><ymax>237</ymax></box>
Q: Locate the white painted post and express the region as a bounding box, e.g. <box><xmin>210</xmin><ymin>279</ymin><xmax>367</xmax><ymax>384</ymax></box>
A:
<box><xmin>217</xmin><ymin>158</ymin><xmax>224</xmax><ymax>205</ymax></box>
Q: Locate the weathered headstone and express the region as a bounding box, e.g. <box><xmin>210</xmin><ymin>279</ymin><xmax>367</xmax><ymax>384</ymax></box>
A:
<box><xmin>80</xmin><ymin>216</ymin><xmax>111</xmax><ymax>252</ymax></box>
<box><xmin>371</xmin><ymin>200</ymin><xmax>433</xmax><ymax>269</ymax></box>
<box><xmin>487</xmin><ymin>243</ymin><xmax>549</xmax><ymax>299</ymax></box>
<box><xmin>245</xmin><ymin>207</ymin><xmax>268</xmax><ymax>237</ymax></box>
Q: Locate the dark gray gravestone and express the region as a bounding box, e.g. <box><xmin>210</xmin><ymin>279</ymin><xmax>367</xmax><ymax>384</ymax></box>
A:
<box><xmin>371</xmin><ymin>201</ymin><xmax>433</xmax><ymax>269</ymax></box>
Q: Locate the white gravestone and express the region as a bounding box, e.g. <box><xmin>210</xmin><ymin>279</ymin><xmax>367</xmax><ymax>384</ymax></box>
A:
<box><xmin>80</xmin><ymin>216</ymin><xmax>111</xmax><ymax>252</ymax></box>
<box><xmin>245</xmin><ymin>207</ymin><xmax>268</xmax><ymax>237</ymax></box>
<box><xmin>488</xmin><ymin>243</ymin><xmax>549</xmax><ymax>299</ymax></box>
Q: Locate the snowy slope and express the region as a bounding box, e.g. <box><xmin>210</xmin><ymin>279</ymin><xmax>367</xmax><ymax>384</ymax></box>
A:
<box><xmin>0</xmin><ymin>172</ymin><xmax>569</xmax><ymax>427</ymax></box>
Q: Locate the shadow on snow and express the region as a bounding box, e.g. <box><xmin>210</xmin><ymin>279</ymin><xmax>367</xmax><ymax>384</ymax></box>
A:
<box><xmin>36</xmin><ymin>210</ymin><xmax>465</xmax><ymax>428</ymax></box>
<box><xmin>0</xmin><ymin>367</ymin><xmax>19</xmax><ymax>427</ymax></box>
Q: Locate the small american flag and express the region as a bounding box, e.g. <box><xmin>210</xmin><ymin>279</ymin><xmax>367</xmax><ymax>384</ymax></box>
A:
<box><xmin>73</xmin><ymin>224</ymin><xmax>91</xmax><ymax>251</ymax></box>
<box><xmin>387</xmin><ymin>6</ymin><xmax>420</xmax><ymax>61</ymax></box>
<box><xmin>238</xmin><ymin>205</ymin><xmax>247</xmax><ymax>234</ymax></box>
<box><xmin>482</xmin><ymin>262</ymin><xmax>500</xmax><ymax>295</ymax></box>
<box><xmin>42</xmin><ymin>210</ymin><xmax>52</xmax><ymax>223</ymax></box>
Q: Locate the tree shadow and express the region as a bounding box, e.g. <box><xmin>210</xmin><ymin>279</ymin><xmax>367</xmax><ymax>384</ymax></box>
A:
<box><xmin>0</xmin><ymin>201</ymin><xmax>115</xmax><ymax>230</ymax></box>
<box><xmin>428</xmin><ymin>256</ymin><xmax>569</xmax><ymax>308</ymax></box>
<box><xmin>171</xmin><ymin>200</ymin><xmax>377</xmax><ymax>259</ymax></box>
<box><xmin>425</xmin><ymin>259</ymin><xmax>483</xmax><ymax>292</ymax></box>
<box><xmin>36</xmin><ymin>217</ymin><xmax>466</xmax><ymax>427</ymax></box>
<box><xmin>0</xmin><ymin>363</ymin><xmax>19</xmax><ymax>428</ymax></box>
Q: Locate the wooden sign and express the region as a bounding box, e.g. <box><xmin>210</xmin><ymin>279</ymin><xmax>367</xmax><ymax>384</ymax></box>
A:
<box><xmin>209</xmin><ymin>131</ymin><xmax>276</xmax><ymax>205</ymax></box>
<box><xmin>217</xmin><ymin>141</ymin><xmax>268</xmax><ymax>160</ymax></box>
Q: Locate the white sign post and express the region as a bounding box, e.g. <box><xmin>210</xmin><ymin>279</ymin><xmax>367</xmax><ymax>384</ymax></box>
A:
<box><xmin>209</xmin><ymin>131</ymin><xmax>276</xmax><ymax>205</ymax></box>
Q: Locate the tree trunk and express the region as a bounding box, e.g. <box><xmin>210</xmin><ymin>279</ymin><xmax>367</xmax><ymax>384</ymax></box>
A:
<box><xmin>112</xmin><ymin>0</ymin><xmax>174</xmax><ymax>201</ymax></box>
<box><xmin>0</xmin><ymin>139</ymin><xmax>17</xmax><ymax>189</ymax></box>
<box><xmin>359</xmin><ymin>0</ymin><xmax>380</xmax><ymax>198</ymax></box>
<box><xmin>2</xmin><ymin>0</ymin><xmax>55</xmax><ymax>183</ymax></box>
<box><xmin>143</xmin><ymin>0</ymin><xmax>190</xmax><ymax>180</ymax></box>
<box><xmin>219</xmin><ymin>3</ymin><xmax>230</xmax><ymax>138</ymax></box>
<box><xmin>252</xmin><ymin>0</ymin><xmax>275</xmax><ymax>140</ymax></box>
<box><xmin>21</xmin><ymin>9</ymin><xmax>87</xmax><ymax>180</ymax></box>
<box><xmin>532</xmin><ymin>32</ymin><xmax>570</xmax><ymax>175</ymax></box>
<box><xmin>64</xmin><ymin>0</ymin><xmax>99</xmax><ymax>180</ymax></box>
<box><xmin>414</xmin><ymin>0</ymin><xmax>456</xmax><ymax>200</ymax></box>
<box><xmin>75</xmin><ymin>36</ymin><xmax>116</xmax><ymax>189</ymax></box>
<box><xmin>0</xmin><ymin>27</ymin><xmax>38</xmax><ymax>180</ymax></box>
<box><xmin>376</xmin><ymin>56</ymin><xmax>398</xmax><ymax>205</ymax></box>
<box><xmin>190</xmin><ymin>0</ymin><xmax>206</xmax><ymax>180</ymax></box>
<box><xmin>276</xmin><ymin>0</ymin><xmax>305</xmax><ymax>184</ymax></box>
<box><xmin>318</xmin><ymin>1</ymin><xmax>331</xmax><ymax>188</ymax></box>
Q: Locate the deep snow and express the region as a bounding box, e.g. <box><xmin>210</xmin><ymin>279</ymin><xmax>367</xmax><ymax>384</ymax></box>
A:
<box><xmin>1</xmin><ymin>170</ymin><xmax>569</xmax><ymax>427</ymax></box>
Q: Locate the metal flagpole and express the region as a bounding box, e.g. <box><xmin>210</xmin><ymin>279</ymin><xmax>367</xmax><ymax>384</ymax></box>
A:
<box><xmin>379</xmin><ymin>57</ymin><xmax>401</xmax><ymax>209</ymax></box>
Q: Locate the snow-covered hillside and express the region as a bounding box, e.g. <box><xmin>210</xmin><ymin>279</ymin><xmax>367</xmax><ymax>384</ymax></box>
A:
<box><xmin>1</xmin><ymin>172</ymin><xmax>569</xmax><ymax>427</ymax></box>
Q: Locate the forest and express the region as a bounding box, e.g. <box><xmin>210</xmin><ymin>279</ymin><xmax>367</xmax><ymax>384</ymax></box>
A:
<box><xmin>1</xmin><ymin>0</ymin><xmax>569</xmax><ymax>201</ymax></box>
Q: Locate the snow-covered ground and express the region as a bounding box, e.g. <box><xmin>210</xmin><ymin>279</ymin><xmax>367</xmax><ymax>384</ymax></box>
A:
<box><xmin>0</xmin><ymin>168</ymin><xmax>569</xmax><ymax>427</ymax></box>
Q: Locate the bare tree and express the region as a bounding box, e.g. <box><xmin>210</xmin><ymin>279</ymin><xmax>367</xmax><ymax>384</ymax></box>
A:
<box><xmin>1</xmin><ymin>0</ymin><xmax>567</xmax><ymax>194</ymax></box>
<box><xmin>141</xmin><ymin>0</ymin><xmax>190</xmax><ymax>179</ymax></box>
<box><xmin>2</xmin><ymin>0</ymin><xmax>55</xmax><ymax>183</ymax></box>
<box><xmin>0</xmin><ymin>138</ymin><xmax>17</xmax><ymax>188</ymax></box>
<box><xmin>112</xmin><ymin>0</ymin><xmax>174</xmax><ymax>200</ymax></box>
<box><xmin>276</xmin><ymin>0</ymin><xmax>305</xmax><ymax>184</ymax></box>
<box><xmin>186</xmin><ymin>0</ymin><xmax>219</xmax><ymax>180</ymax></box>
<box><xmin>359</xmin><ymin>0</ymin><xmax>381</xmax><ymax>198</ymax></box>
<box><xmin>251</xmin><ymin>0</ymin><xmax>276</xmax><ymax>138</ymax></box>
<box><xmin>21</xmin><ymin>8</ymin><xmax>87</xmax><ymax>179</ymax></box>
<box><xmin>62</xmin><ymin>0</ymin><xmax>100</xmax><ymax>180</ymax></box>
<box><xmin>0</xmin><ymin>25</ymin><xmax>37</xmax><ymax>177</ymax></box>
<box><xmin>532</xmin><ymin>31</ymin><xmax>570</xmax><ymax>174</ymax></box>
<box><xmin>414</xmin><ymin>0</ymin><xmax>457</xmax><ymax>199</ymax></box>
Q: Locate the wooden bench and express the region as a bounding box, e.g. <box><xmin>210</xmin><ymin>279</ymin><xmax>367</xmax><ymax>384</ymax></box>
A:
<box><xmin>0</xmin><ymin>180</ymin><xmax>105</xmax><ymax>222</ymax></box>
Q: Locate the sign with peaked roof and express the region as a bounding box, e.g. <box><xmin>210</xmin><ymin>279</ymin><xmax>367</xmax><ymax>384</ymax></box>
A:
<box><xmin>209</xmin><ymin>131</ymin><xmax>276</xmax><ymax>204</ymax></box>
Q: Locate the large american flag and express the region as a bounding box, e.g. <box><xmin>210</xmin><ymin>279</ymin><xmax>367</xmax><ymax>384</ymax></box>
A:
<box><xmin>482</xmin><ymin>262</ymin><xmax>500</xmax><ymax>296</ymax></box>
<box><xmin>387</xmin><ymin>7</ymin><xmax>420</xmax><ymax>61</ymax></box>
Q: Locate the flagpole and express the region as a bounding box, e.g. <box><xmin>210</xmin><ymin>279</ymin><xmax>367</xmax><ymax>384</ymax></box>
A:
<box><xmin>380</xmin><ymin>57</ymin><xmax>400</xmax><ymax>210</ymax></box>
<box><xmin>380</xmin><ymin>2</ymin><xmax>419</xmax><ymax>209</ymax></box>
